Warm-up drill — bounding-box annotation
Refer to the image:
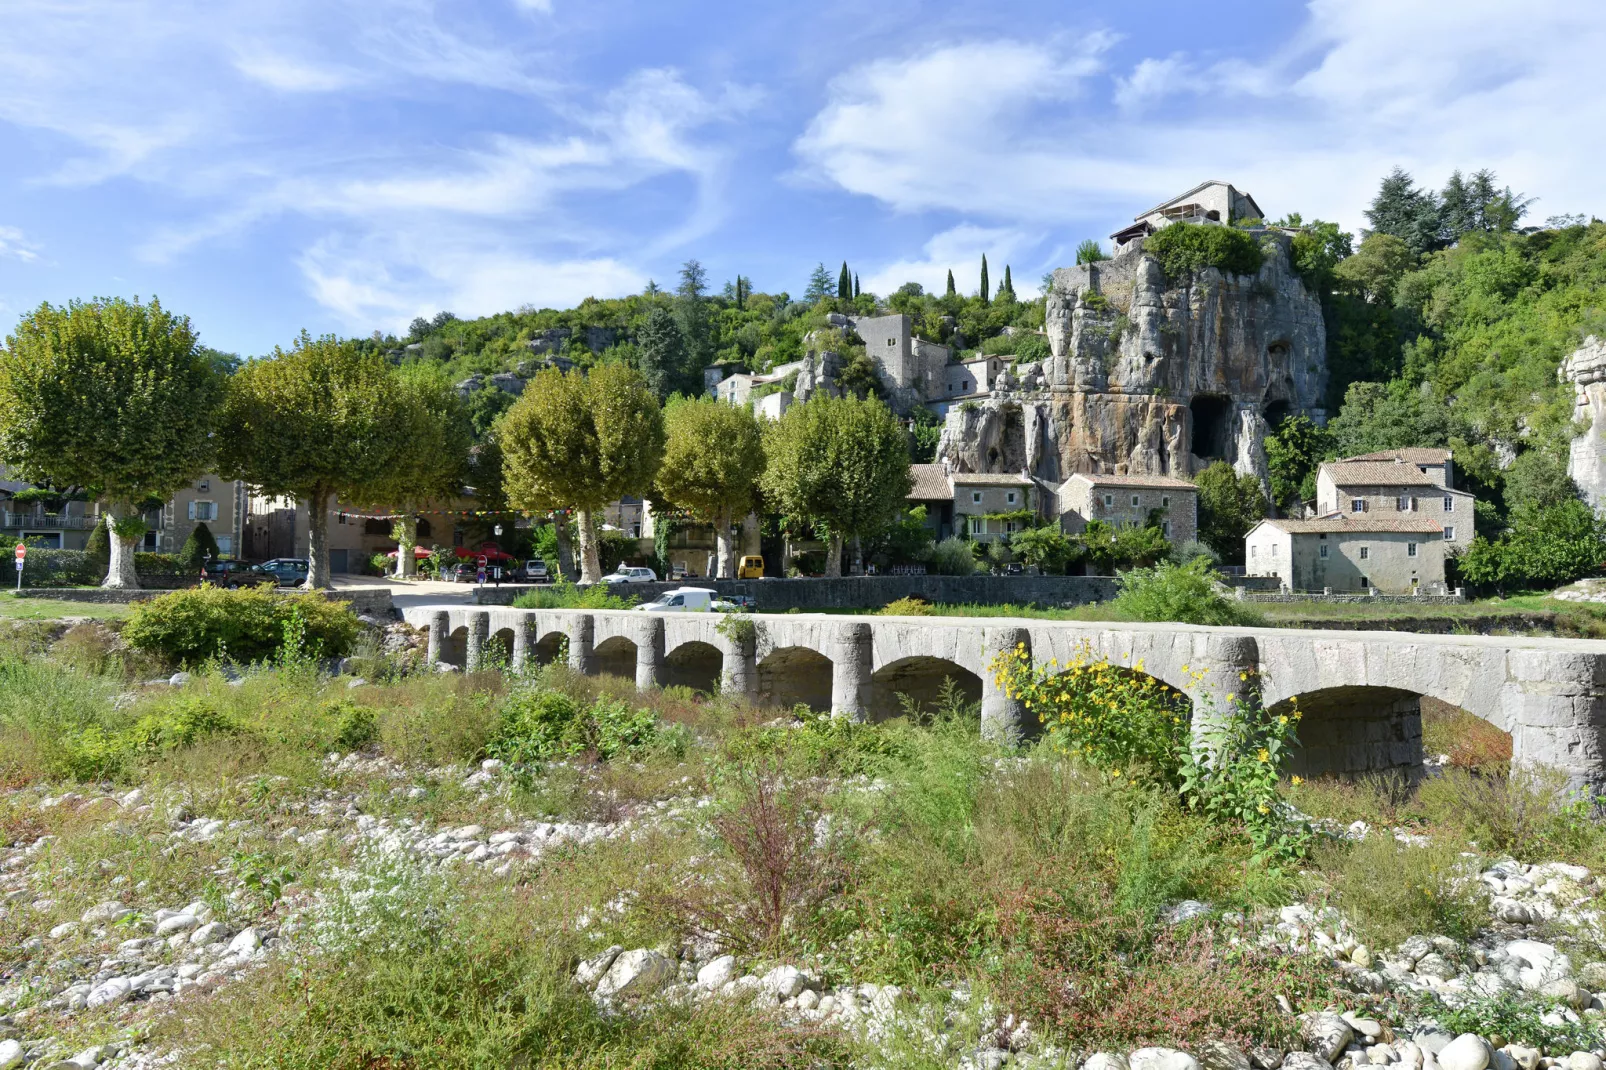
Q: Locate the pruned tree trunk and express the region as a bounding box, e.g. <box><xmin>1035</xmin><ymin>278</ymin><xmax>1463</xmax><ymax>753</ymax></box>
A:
<box><xmin>304</xmin><ymin>488</ymin><xmax>333</xmax><ymax>590</ymax></box>
<box><xmin>575</xmin><ymin>508</ymin><xmax>601</xmax><ymax>585</ymax></box>
<box><xmin>715</xmin><ymin>509</ymin><xmax>735</xmax><ymax>579</ymax></box>
<box><xmin>825</xmin><ymin>532</ymin><xmax>844</xmax><ymax>577</ymax></box>
<box><xmin>102</xmin><ymin>506</ymin><xmax>141</xmax><ymax>590</ymax></box>
<box><xmin>553</xmin><ymin>515</ymin><xmax>577</xmax><ymax>582</ymax></box>
<box><xmin>394</xmin><ymin>515</ymin><xmax>418</xmax><ymax>578</ymax></box>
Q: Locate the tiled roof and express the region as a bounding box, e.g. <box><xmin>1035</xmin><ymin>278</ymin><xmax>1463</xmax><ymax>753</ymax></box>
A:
<box><xmin>907</xmin><ymin>464</ymin><xmax>953</xmax><ymax>500</ymax></box>
<box><xmin>1321</xmin><ymin>460</ymin><xmax>1441</xmax><ymax>487</ymax></box>
<box><xmin>1259</xmin><ymin>515</ymin><xmax>1444</xmax><ymax>535</ymax></box>
<box><xmin>950</xmin><ymin>471</ymin><xmax>1035</xmax><ymax>486</ymax></box>
<box><xmin>1340</xmin><ymin>447</ymin><xmax>1451</xmax><ymax>465</ymax></box>
<box><xmin>1067</xmin><ymin>472</ymin><xmax>1197</xmax><ymax>490</ymax></box>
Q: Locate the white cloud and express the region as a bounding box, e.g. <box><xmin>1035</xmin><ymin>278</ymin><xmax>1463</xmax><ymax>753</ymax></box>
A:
<box><xmin>860</xmin><ymin>224</ymin><xmax>1042</xmax><ymax>300</ymax></box>
<box><xmin>233</xmin><ymin>51</ymin><xmax>360</xmax><ymax>93</ymax></box>
<box><xmin>512</xmin><ymin>0</ymin><xmax>552</xmax><ymax>12</ymax></box>
<box><xmin>300</xmin><ymin>233</ymin><xmax>643</xmax><ymax>333</ymax></box>
<box><xmin>797</xmin><ymin>4</ymin><xmax>1606</xmax><ymax>236</ymax></box>
<box><xmin>0</xmin><ymin>226</ymin><xmax>39</xmax><ymax>263</ymax></box>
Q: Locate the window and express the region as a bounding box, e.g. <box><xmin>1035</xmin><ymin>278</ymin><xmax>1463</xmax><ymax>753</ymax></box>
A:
<box><xmin>1319</xmin><ymin>543</ymin><xmax>1329</xmax><ymax>558</ymax></box>
<box><xmin>1161</xmin><ymin>495</ymin><xmax>1170</xmax><ymax>508</ymax></box>
<box><xmin>1250</xmin><ymin>545</ymin><xmax>1257</xmax><ymax>558</ymax></box>
<box><xmin>1005</xmin><ymin>521</ymin><xmax>1018</xmax><ymax>534</ymax></box>
<box><xmin>971</xmin><ymin>491</ymin><xmax>982</xmax><ymax>505</ymax></box>
<box><xmin>1006</xmin><ymin>492</ymin><xmax>1017</xmax><ymax>505</ymax></box>
<box><xmin>1396</xmin><ymin>496</ymin><xmax>1416</xmax><ymax>511</ymax></box>
<box><xmin>1103</xmin><ymin>494</ymin><xmax>1114</xmax><ymax>507</ymax></box>
<box><xmin>968</xmin><ymin>516</ymin><xmax>985</xmax><ymax>536</ymax></box>
<box><xmin>197</xmin><ymin>480</ymin><xmax>209</xmax><ymax>492</ymax></box>
<box><xmin>1359</xmin><ymin>546</ymin><xmax>1369</xmax><ymax>560</ymax></box>
<box><xmin>1131</xmin><ymin>494</ymin><xmax>1140</xmax><ymax>507</ymax></box>
<box><xmin>1444</xmin><ymin>496</ymin><xmax>1454</xmax><ymax>512</ymax></box>
<box><xmin>1407</xmin><ymin>542</ymin><xmax>1418</xmax><ymax>557</ymax></box>
<box><xmin>1161</xmin><ymin>520</ymin><xmax>1171</xmax><ymax>538</ymax></box>
<box><xmin>1351</xmin><ymin>499</ymin><xmax>1366</xmax><ymax>512</ymax></box>
<box><xmin>1360</xmin><ymin>576</ymin><xmax>1370</xmax><ymax>589</ymax></box>
<box><xmin>887</xmin><ymin>338</ymin><xmax>896</xmax><ymax>347</ymax></box>
<box><xmin>188</xmin><ymin>500</ymin><xmax>217</xmax><ymax>522</ymax></box>
<box><xmin>215</xmin><ymin>536</ymin><xmax>232</xmax><ymax>553</ymax></box>
<box><xmin>1443</xmin><ymin>526</ymin><xmax>1455</xmax><ymax>541</ymax></box>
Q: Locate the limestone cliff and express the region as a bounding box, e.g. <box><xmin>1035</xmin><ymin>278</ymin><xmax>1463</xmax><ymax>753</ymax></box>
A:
<box><xmin>1563</xmin><ymin>336</ymin><xmax>1606</xmax><ymax>512</ymax></box>
<box><xmin>937</xmin><ymin>231</ymin><xmax>1327</xmax><ymax>485</ymax></box>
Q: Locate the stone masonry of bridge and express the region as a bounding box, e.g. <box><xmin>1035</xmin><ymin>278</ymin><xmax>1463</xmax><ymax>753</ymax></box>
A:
<box><xmin>401</xmin><ymin>606</ymin><xmax>1606</xmax><ymax>787</ymax></box>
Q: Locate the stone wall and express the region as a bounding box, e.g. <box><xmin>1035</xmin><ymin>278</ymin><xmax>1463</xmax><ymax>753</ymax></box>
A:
<box><xmin>1563</xmin><ymin>336</ymin><xmax>1606</xmax><ymax>512</ymax></box>
<box><xmin>472</xmin><ymin>575</ymin><xmax>1119</xmax><ymax>611</ymax></box>
<box><xmin>16</xmin><ymin>586</ymin><xmax>394</xmax><ymax>616</ymax></box>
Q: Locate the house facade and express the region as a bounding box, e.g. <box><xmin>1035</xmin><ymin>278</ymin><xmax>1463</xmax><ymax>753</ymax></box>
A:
<box><xmin>1055</xmin><ymin>472</ymin><xmax>1198</xmax><ymax>548</ymax></box>
<box><xmin>1110</xmin><ymin>180</ymin><xmax>1265</xmax><ymax>250</ymax></box>
<box><xmin>1315</xmin><ymin>448</ymin><xmax>1473</xmax><ymax>553</ymax></box>
<box><xmin>1245</xmin><ymin>515</ymin><xmax>1448</xmax><ymax>594</ymax></box>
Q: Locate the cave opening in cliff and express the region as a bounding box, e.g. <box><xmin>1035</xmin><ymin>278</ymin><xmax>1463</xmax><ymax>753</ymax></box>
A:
<box><xmin>1189</xmin><ymin>394</ymin><xmax>1234</xmax><ymax>461</ymax></box>
<box><xmin>1263</xmin><ymin>399</ymin><xmax>1291</xmax><ymax>430</ymax></box>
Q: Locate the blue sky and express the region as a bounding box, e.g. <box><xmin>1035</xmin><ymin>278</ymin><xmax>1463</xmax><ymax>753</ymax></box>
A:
<box><xmin>1</xmin><ymin>0</ymin><xmax>1601</xmax><ymax>356</ymax></box>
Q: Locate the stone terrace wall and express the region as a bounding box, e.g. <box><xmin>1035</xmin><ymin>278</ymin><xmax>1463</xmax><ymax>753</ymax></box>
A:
<box><xmin>471</xmin><ymin>575</ymin><xmax>1119</xmax><ymax>611</ymax></box>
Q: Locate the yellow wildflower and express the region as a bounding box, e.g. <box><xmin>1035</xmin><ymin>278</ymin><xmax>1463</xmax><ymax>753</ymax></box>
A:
<box><xmin>1291</xmin><ymin>775</ymin><xmax>1303</xmax><ymax>786</ymax></box>
<box><xmin>1256</xmin><ymin>804</ymin><xmax>1270</xmax><ymax>815</ymax></box>
<box><xmin>1257</xmin><ymin>748</ymin><xmax>1269</xmax><ymax>762</ymax></box>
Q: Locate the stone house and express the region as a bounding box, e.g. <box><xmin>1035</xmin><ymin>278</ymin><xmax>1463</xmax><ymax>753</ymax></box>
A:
<box><xmin>1315</xmin><ymin>448</ymin><xmax>1473</xmax><ymax>553</ymax></box>
<box><xmin>1109</xmin><ymin>180</ymin><xmax>1265</xmax><ymax>250</ymax></box>
<box><xmin>1245</xmin><ymin>515</ymin><xmax>1448</xmax><ymax>594</ymax></box>
<box><xmin>951</xmin><ymin>472</ymin><xmax>1038</xmax><ymax>543</ymax></box>
<box><xmin>906</xmin><ymin>463</ymin><xmax>959</xmax><ymax>541</ymax></box>
<box><xmin>163</xmin><ymin>475</ymin><xmax>248</xmax><ymax>557</ymax></box>
<box><xmin>1055</xmin><ymin>472</ymin><xmax>1198</xmax><ymax>548</ymax></box>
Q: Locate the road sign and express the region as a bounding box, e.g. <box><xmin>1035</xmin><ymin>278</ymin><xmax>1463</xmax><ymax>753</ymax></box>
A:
<box><xmin>13</xmin><ymin>542</ymin><xmax>22</xmax><ymax>592</ymax></box>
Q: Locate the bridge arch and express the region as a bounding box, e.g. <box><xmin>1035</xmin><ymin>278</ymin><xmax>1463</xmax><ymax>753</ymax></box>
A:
<box><xmin>1270</xmin><ymin>686</ymin><xmax>1424</xmax><ymax>780</ymax></box>
<box><xmin>488</xmin><ymin>627</ymin><xmax>515</xmax><ymax>669</ymax></box>
<box><xmin>441</xmin><ymin>625</ymin><xmax>468</xmax><ymax>668</ymax></box>
<box><xmin>758</xmin><ymin>645</ymin><xmax>833</xmax><ymax>712</ymax></box>
<box><xmin>869</xmin><ymin>656</ymin><xmax>982</xmax><ymax>723</ymax></box>
<box><xmin>664</xmin><ymin>639</ymin><xmax>723</xmax><ymax>694</ymax></box>
<box><xmin>593</xmin><ymin>635</ymin><xmax>638</xmax><ymax>681</ymax></box>
<box><xmin>531</xmin><ymin>629</ymin><xmax>566</xmax><ymax>668</ymax></box>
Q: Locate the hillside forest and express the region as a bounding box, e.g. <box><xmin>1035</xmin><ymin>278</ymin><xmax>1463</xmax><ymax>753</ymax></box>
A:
<box><xmin>349</xmin><ymin>167</ymin><xmax>1604</xmax><ymax>587</ymax></box>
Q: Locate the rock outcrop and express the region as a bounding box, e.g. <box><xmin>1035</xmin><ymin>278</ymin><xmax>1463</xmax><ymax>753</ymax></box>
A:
<box><xmin>1562</xmin><ymin>336</ymin><xmax>1606</xmax><ymax>513</ymax></box>
<box><xmin>937</xmin><ymin>231</ymin><xmax>1327</xmax><ymax>484</ymax></box>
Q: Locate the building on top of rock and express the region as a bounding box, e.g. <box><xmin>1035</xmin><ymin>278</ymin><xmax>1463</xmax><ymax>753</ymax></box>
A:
<box><xmin>1110</xmin><ymin>180</ymin><xmax>1265</xmax><ymax>251</ymax></box>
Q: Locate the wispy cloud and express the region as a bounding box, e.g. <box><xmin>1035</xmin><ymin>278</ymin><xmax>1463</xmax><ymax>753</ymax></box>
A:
<box><xmin>0</xmin><ymin>226</ymin><xmax>40</xmax><ymax>263</ymax></box>
<box><xmin>860</xmin><ymin>225</ymin><xmax>1043</xmax><ymax>301</ymax></box>
<box><xmin>233</xmin><ymin>51</ymin><xmax>362</xmax><ymax>93</ymax></box>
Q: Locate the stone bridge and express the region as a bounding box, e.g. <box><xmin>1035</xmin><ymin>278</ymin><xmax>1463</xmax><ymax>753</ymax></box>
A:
<box><xmin>401</xmin><ymin>606</ymin><xmax>1606</xmax><ymax>786</ymax></box>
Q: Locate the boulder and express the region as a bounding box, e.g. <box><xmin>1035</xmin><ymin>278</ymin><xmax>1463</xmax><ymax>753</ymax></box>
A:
<box><xmin>1198</xmin><ymin>1040</ymin><xmax>1251</xmax><ymax>1070</ymax></box>
<box><xmin>1437</xmin><ymin>1035</ymin><xmax>1490</xmax><ymax>1070</ymax></box>
<box><xmin>762</xmin><ymin>965</ymin><xmax>812</xmax><ymax>999</ymax></box>
<box><xmin>1130</xmin><ymin>1049</ymin><xmax>1201</xmax><ymax>1070</ymax></box>
<box><xmin>1086</xmin><ymin>1055</ymin><xmax>1130</xmax><ymax>1070</ymax></box>
<box><xmin>696</xmin><ymin>955</ymin><xmax>737</xmax><ymax>990</ymax></box>
<box><xmin>575</xmin><ymin>945</ymin><xmax>623</xmax><ymax>987</ymax></box>
<box><xmin>86</xmin><ymin>976</ymin><xmax>134</xmax><ymax>1008</ymax></box>
<box><xmin>1283</xmin><ymin>1055</ymin><xmax>1334</xmax><ymax>1070</ymax></box>
<box><xmin>595</xmin><ymin>949</ymin><xmax>675</xmax><ymax>1000</ymax></box>
<box><xmin>1301</xmin><ymin>1013</ymin><xmax>1355</xmax><ymax>1062</ymax></box>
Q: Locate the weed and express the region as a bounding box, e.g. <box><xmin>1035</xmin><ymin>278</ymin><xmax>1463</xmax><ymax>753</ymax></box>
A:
<box><xmin>1312</xmin><ymin>833</ymin><xmax>1489</xmax><ymax>947</ymax></box>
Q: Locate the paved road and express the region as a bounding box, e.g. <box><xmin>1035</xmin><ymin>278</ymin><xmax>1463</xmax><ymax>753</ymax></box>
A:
<box><xmin>328</xmin><ymin>576</ymin><xmax>480</xmax><ymax>611</ymax></box>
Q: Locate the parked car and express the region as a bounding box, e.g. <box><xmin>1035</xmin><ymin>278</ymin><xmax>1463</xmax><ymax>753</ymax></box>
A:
<box><xmin>523</xmin><ymin>559</ymin><xmax>551</xmax><ymax>583</ymax></box>
<box><xmin>737</xmin><ymin>555</ymin><xmax>765</xmax><ymax>579</ymax></box>
<box><xmin>249</xmin><ymin>558</ymin><xmax>309</xmax><ymax>586</ymax></box>
<box><xmin>1005</xmin><ymin>562</ymin><xmax>1024</xmax><ymax>575</ymax></box>
<box><xmin>204</xmin><ymin>560</ymin><xmax>257</xmax><ymax>587</ymax></box>
<box><xmin>603</xmin><ymin>565</ymin><xmax>658</xmax><ymax>584</ymax></box>
<box><xmin>670</xmin><ymin>563</ymin><xmax>688</xmax><ymax>581</ymax></box>
<box><xmin>713</xmin><ymin>594</ymin><xmax>755</xmax><ymax>612</ymax></box>
<box><xmin>638</xmin><ymin>587</ymin><xmax>717</xmax><ymax>613</ymax></box>
<box><xmin>446</xmin><ymin>560</ymin><xmax>479</xmax><ymax>583</ymax></box>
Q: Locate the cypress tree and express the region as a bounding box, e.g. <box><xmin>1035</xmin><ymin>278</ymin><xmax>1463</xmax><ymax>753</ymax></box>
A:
<box><xmin>853</xmin><ymin>273</ymin><xmax>860</xmax><ymax>298</ymax></box>
<box><xmin>179</xmin><ymin>521</ymin><xmax>220</xmax><ymax>573</ymax></box>
<box><xmin>1001</xmin><ymin>264</ymin><xmax>1014</xmax><ymax>301</ymax></box>
<box><xmin>946</xmin><ymin>270</ymin><xmax>956</xmax><ymax>296</ymax></box>
<box><xmin>837</xmin><ymin>261</ymin><xmax>851</xmax><ymax>300</ymax></box>
<box><xmin>84</xmin><ymin>516</ymin><xmax>110</xmax><ymax>572</ymax></box>
<box><xmin>980</xmin><ymin>255</ymin><xmax>990</xmax><ymax>303</ymax></box>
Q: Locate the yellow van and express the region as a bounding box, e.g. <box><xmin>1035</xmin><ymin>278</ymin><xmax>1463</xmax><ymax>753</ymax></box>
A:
<box><xmin>736</xmin><ymin>555</ymin><xmax>765</xmax><ymax>579</ymax></box>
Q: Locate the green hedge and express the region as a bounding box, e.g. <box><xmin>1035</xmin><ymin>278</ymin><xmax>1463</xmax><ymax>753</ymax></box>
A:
<box><xmin>123</xmin><ymin>586</ymin><xmax>361</xmax><ymax>667</ymax></box>
<box><xmin>1143</xmin><ymin>221</ymin><xmax>1265</xmax><ymax>281</ymax></box>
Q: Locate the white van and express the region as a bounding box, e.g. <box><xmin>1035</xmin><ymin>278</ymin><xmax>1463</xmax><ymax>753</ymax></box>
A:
<box><xmin>638</xmin><ymin>587</ymin><xmax>717</xmax><ymax>613</ymax></box>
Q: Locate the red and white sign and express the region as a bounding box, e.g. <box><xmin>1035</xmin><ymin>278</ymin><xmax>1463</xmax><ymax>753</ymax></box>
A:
<box><xmin>13</xmin><ymin>543</ymin><xmax>24</xmax><ymax>562</ymax></box>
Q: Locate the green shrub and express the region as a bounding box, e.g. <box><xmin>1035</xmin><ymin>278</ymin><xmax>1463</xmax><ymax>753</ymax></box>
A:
<box><xmin>84</xmin><ymin>518</ymin><xmax>110</xmax><ymax>573</ymax></box>
<box><xmin>18</xmin><ymin>547</ymin><xmax>101</xmax><ymax>587</ymax></box>
<box><xmin>328</xmin><ymin>699</ymin><xmax>380</xmax><ymax>750</ymax></box>
<box><xmin>178</xmin><ymin>522</ymin><xmax>220</xmax><ymax>572</ymax></box>
<box><xmin>511</xmin><ymin>581</ymin><xmax>638</xmax><ymax>610</ymax></box>
<box><xmin>1113</xmin><ymin>557</ymin><xmax>1263</xmax><ymax>626</ymax></box>
<box><xmin>125</xmin><ymin>694</ymin><xmax>236</xmax><ymax>755</ymax></box>
<box><xmin>134</xmin><ymin>551</ymin><xmax>187</xmax><ymax>577</ymax></box>
<box><xmin>879</xmin><ymin>595</ymin><xmax>932</xmax><ymax>616</ymax></box>
<box><xmin>123</xmin><ymin>586</ymin><xmax>361</xmax><ymax>666</ymax></box>
<box><xmin>1144</xmin><ymin>221</ymin><xmax>1265</xmax><ymax>280</ymax></box>
<box><xmin>1315</xmin><ymin>833</ymin><xmax>1489</xmax><ymax>947</ymax></box>
<box><xmin>487</xmin><ymin>687</ymin><xmax>658</xmax><ymax>763</ymax></box>
<box><xmin>928</xmin><ymin>536</ymin><xmax>977</xmax><ymax>576</ymax></box>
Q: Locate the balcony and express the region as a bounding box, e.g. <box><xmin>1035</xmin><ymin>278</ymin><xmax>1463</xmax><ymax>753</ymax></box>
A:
<box><xmin>4</xmin><ymin>512</ymin><xmax>98</xmax><ymax>530</ymax></box>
